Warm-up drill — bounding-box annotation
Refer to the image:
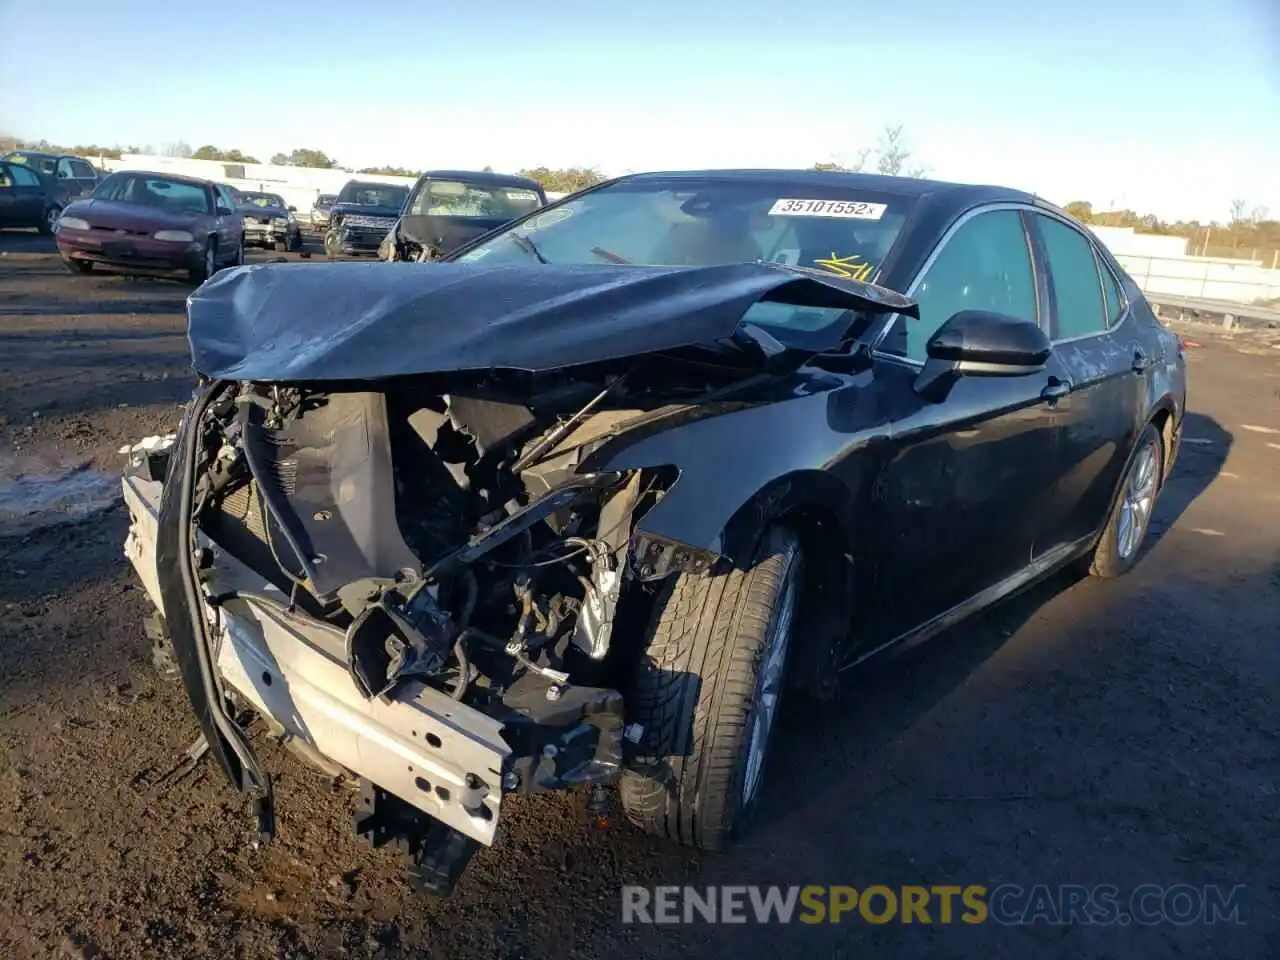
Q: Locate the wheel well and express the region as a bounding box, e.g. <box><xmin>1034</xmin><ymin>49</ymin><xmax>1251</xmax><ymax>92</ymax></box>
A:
<box><xmin>774</xmin><ymin>503</ymin><xmax>855</xmax><ymax>698</ymax></box>
<box><xmin>1149</xmin><ymin>405</ymin><xmax>1174</xmax><ymax>485</ymax></box>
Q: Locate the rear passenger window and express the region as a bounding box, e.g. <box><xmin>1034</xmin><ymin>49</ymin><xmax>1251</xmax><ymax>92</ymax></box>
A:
<box><xmin>1096</xmin><ymin>251</ymin><xmax>1124</xmax><ymax>325</ymax></box>
<box><xmin>881</xmin><ymin>209</ymin><xmax>1037</xmax><ymax>362</ymax></box>
<box><xmin>1037</xmin><ymin>216</ymin><xmax>1107</xmax><ymax>339</ymax></box>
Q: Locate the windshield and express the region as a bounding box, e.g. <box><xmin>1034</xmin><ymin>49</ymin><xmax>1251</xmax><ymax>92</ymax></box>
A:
<box><xmin>455</xmin><ymin>178</ymin><xmax>915</xmax><ymax>346</ymax></box>
<box><xmin>5</xmin><ymin>152</ymin><xmax>57</xmax><ymax>176</ymax></box>
<box><xmin>407</xmin><ymin>180</ymin><xmax>543</xmax><ymax>220</ymax></box>
<box><xmin>336</xmin><ymin>182</ymin><xmax>409</xmax><ymax>209</ymax></box>
<box><xmin>315</xmin><ymin>194</ymin><xmax>336</xmax><ymax>206</ymax></box>
<box><xmin>92</xmin><ymin>173</ymin><xmax>212</xmax><ymax>214</ymax></box>
<box><xmin>240</xmin><ymin>193</ymin><xmax>285</xmax><ymax>208</ymax></box>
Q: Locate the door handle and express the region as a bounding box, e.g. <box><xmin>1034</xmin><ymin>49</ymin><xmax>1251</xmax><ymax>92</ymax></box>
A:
<box><xmin>1041</xmin><ymin>377</ymin><xmax>1072</xmax><ymax>400</ymax></box>
<box><xmin>1132</xmin><ymin>349</ymin><xmax>1154</xmax><ymax>373</ymax></box>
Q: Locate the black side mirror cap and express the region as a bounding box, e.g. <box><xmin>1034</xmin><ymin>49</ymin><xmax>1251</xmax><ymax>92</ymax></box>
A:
<box><xmin>915</xmin><ymin>310</ymin><xmax>1051</xmax><ymax>402</ymax></box>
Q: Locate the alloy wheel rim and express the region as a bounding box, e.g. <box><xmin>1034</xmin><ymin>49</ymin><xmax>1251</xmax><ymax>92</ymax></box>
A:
<box><xmin>1117</xmin><ymin>439</ymin><xmax>1159</xmax><ymax>560</ymax></box>
<box><xmin>742</xmin><ymin>551</ymin><xmax>800</xmax><ymax>806</ymax></box>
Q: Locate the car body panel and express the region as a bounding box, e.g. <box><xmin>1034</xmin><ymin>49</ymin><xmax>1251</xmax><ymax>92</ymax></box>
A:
<box><xmin>184</xmin><ymin>260</ymin><xmax>916</xmax><ymax>382</ymax></box>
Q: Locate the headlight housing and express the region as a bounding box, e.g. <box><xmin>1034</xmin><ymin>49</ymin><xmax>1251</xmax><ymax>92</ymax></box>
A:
<box><xmin>154</xmin><ymin>229</ymin><xmax>195</xmax><ymax>242</ymax></box>
<box><xmin>58</xmin><ymin>216</ymin><xmax>90</xmax><ymax>231</ymax></box>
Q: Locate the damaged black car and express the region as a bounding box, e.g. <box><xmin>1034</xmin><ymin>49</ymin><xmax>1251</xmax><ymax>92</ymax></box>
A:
<box><xmin>123</xmin><ymin>170</ymin><xmax>1185</xmax><ymax>896</ymax></box>
<box><xmin>378</xmin><ymin>170</ymin><xmax>546</xmax><ymax>262</ymax></box>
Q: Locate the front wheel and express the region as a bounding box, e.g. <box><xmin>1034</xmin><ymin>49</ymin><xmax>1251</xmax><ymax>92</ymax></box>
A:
<box><xmin>619</xmin><ymin>526</ymin><xmax>802</xmax><ymax>851</ymax></box>
<box><xmin>1087</xmin><ymin>422</ymin><xmax>1164</xmax><ymax>578</ymax></box>
<box><xmin>189</xmin><ymin>241</ymin><xmax>216</xmax><ymax>284</ymax></box>
<box><xmin>40</xmin><ymin>205</ymin><xmax>62</xmax><ymax>236</ymax></box>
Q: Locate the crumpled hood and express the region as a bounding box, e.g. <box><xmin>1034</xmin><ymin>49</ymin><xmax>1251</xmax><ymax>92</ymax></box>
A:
<box><xmin>185</xmin><ymin>261</ymin><xmax>917</xmax><ymax>383</ymax></box>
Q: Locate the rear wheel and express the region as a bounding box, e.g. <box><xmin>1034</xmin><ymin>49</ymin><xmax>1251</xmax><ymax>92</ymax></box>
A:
<box><xmin>619</xmin><ymin>526</ymin><xmax>802</xmax><ymax>850</ymax></box>
<box><xmin>1087</xmin><ymin>422</ymin><xmax>1164</xmax><ymax>578</ymax></box>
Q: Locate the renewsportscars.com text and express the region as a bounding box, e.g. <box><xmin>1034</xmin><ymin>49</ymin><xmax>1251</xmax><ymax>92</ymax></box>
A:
<box><xmin>620</xmin><ymin>884</ymin><xmax>1247</xmax><ymax>926</ymax></box>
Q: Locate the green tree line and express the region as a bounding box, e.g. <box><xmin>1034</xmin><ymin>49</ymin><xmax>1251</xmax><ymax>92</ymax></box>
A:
<box><xmin>1063</xmin><ymin>200</ymin><xmax>1280</xmax><ymax>265</ymax></box>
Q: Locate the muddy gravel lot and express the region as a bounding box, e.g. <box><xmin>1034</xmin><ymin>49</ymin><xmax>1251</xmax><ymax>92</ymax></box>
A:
<box><xmin>1</xmin><ymin>229</ymin><xmax>1277</xmax><ymax>959</ymax></box>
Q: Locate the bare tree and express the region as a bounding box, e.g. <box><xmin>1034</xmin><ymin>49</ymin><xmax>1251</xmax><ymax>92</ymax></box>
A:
<box><xmin>1250</xmin><ymin>205</ymin><xmax>1270</xmax><ymax>225</ymax></box>
<box><xmin>814</xmin><ymin>124</ymin><xmax>926</xmax><ymax>177</ymax></box>
<box><xmin>1229</xmin><ymin>198</ymin><xmax>1247</xmax><ymax>223</ymax></box>
<box><xmin>162</xmin><ymin>141</ymin><xmax>193</xmax><ymax>158</ymax></box>
<box><xmin>875</xmin><ymin>123</ymin><xmax>911</xmax><ymax>176</ymax></box>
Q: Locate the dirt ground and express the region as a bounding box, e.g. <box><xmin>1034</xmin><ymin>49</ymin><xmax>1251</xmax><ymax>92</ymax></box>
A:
<box><xmin>1</xmin><ymin>230</ymin><xmax>1277</xmax><ymax>959</ymax></box>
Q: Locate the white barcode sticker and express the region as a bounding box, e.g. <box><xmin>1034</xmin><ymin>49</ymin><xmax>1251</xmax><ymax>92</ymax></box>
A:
<box><xmin>768</xmin><ymin>198</ymin><xmax>887</xmax><ymax>220</ymax></box>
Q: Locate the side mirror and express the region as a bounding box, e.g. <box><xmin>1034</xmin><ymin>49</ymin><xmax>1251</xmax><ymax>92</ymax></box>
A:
<box><xmin>914</xmin><ymin>310</ymin><xmax>1051</xmax><ymax>402</ymax></box>
<box><xmin>216</xmin><ymin>205</ymin><xmax>233</xmax><ymax>216</ymax></box>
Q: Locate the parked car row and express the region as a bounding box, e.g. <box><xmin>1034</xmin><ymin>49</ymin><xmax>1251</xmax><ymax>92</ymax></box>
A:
<box><xmin>6</xmin><ymin>159</ymin><xmax>551</xmax><ymax>281</ymax></box>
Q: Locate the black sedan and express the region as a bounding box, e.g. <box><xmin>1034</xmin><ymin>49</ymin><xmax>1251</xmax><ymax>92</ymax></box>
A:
<box><xmin>378</xmin><ymin>169</ymin><xmax>547</xmax><ymax>261</ymax></box>
<box><xmin>0</xmin><ymin>159</ymin><xmax>68</xmax><ymax>234</ymax></box>
<box><xmin>123</xmin><ymin>169</ymin><xmax>1184</xmax><ymax>895</ymax></box>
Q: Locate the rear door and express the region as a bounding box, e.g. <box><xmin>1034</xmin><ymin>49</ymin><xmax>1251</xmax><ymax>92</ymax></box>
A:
<box><xmin>0</xmin><ymin>164</ymin><xmax>16</xmax><ymax>226</ymax></box>
<box><xmin>1026</xmin><ymin>211</ymin><xmax>1144</xmax><ymax>552</ymax></box>
<box><xmin>865</xmin><ymin>206</ymin><xmax>1063</xmax><ymax>640</ymax></box>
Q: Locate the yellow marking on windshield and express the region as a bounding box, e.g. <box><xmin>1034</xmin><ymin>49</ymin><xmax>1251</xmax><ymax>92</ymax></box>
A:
<box><xmin>813</xmin><ymin>252</ymin><xmax>874</xmax><ymax>282</ymax></box>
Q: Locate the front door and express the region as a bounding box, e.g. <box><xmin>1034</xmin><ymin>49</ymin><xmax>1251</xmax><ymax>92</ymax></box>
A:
<box><xmin>1026</xmin><ymin>213</ymin><xmax>1145</xmax><ymax>552</ymax></box>
<box><xmin>7</xmin><ymin>164</ymin><xmax>46</xmax><ymax>224</ymax></box>
<box><xmin>865</xmin><ymin>207</ymin><xmax>1062</xmax><ymax>641</ymax></box>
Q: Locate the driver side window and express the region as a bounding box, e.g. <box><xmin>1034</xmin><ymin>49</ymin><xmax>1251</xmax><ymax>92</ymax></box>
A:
<box><xmin>881</xmin><ymin>210</ymin><xmax>1038</xmax><ymax>362</ymax></box>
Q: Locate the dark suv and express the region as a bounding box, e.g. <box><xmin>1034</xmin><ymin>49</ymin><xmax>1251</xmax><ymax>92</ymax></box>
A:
<box><xmin>2</xmin><ymin>151</ymin><xmax>101</xmax><ymax>201</ymax></box>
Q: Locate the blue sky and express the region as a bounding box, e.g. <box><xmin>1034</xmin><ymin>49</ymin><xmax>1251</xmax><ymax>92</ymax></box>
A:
<box><xmin>2</xmin><ymin>0</ymin><xmax>1276</xmax><ymax>222</ymax></box>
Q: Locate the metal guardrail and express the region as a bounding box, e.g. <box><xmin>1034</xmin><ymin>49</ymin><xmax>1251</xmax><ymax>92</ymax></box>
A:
<box><xmin>1146</xmin><ymin>293</ymin><xmax>1280</xmax><ymax>326</ymax></box>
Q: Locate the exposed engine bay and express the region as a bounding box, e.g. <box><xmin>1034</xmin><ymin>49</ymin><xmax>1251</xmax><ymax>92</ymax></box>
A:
<box><xmin>133</xmin><ymin>355</ymin><xmax>771</xmax><ymax>891</ymax></box>
<box><xmin>195</xmin><ymin>358</ymin><xmax>753</xmax><ymax>704</ymax></box>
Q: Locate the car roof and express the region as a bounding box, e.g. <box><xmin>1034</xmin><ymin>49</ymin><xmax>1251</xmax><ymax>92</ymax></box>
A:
<box><xmin>105</xmin><ymin>169</ymin><xmax>214</xmax><ymax>188</ymax></box>
<box><xmin>616</xmin><ymin>168</ymin><xmax>1035</xmax><ymax>206</ymax></box>
<box><xmin>418</xmin><ymin>170</ymin><xmax>545</xmax><ymax>191</ymax></box>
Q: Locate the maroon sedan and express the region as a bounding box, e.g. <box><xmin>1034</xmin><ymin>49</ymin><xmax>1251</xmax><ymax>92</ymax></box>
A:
<box><xmin>56</xmin><ymin>171</ymin><xmax>245</xmax><ymax>283</ymax></box>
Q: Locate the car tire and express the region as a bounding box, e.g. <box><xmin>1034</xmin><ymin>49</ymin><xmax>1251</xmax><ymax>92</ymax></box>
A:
<box><xmin>1087</xmin><ymin>422</ymin><xmax>1164</xmax><ymax>578</ymax></box>
<box><xmin>39</xmin><ymin>205</ymin><xmax>62</xmax><ymax>236</ymax></box>
<box><xmin>64</xmin><ymin>259</ymin><xmax>93</xmax><ymax>275</ymax></box>
<box><xmin>619</xmin><ymin>525</ymin><xmax>803</xmax><ymax>851</ymax></box>
<box><xmin>189</xmin><ymin>240</ymin><xmax>216</xmax><ymax>284</ymax></box>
